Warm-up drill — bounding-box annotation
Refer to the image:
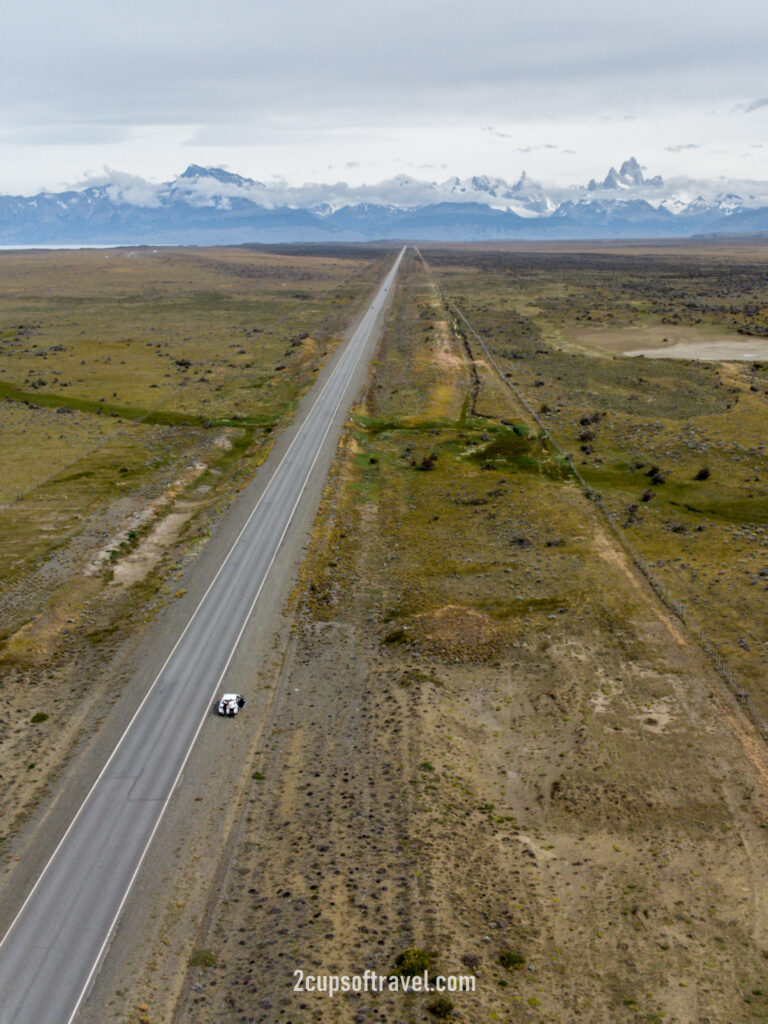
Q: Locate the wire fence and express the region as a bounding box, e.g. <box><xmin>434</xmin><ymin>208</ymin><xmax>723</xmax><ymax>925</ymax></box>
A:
<box><xmin>418</xmin><ymin>249</ymin><xmax>768</xmax><ymax>742</ymax></box>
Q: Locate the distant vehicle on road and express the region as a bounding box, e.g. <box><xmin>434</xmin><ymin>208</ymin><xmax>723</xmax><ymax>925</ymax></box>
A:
<box><xmin>217</xmin><ymin>693</ymin><xmax>246</xmax><ymax>717</ymax></box>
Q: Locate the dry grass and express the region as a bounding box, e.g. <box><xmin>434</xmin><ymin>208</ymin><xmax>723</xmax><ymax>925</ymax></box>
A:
<box><xmin>423</xmin><ymin>242</ymin><xmax>768</xmax><ymax>717</ymax></box>
<box><xmin>0</xmin><ymin>246</ymin><xmax>384</xmax><ymax>593</ymax></box>
<box><xmin>0</xmin><ymin>247</ymin><xmax>377</xmax><ymax>421</ymax></box>
<box><xmin>176</xmin><ymin>246</ymin><xmax>768</xmax><ymax>1024</ymax></box>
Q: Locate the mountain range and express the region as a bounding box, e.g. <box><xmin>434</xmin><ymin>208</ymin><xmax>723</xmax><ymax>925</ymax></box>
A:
<box><xmin>2</xmin><ymin>158</ymin><xmax>768</xmax><ymax>245</ymax></box>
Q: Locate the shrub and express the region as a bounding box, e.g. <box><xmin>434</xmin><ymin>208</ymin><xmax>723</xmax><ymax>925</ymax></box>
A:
<box><xmin>499</xmin><ymin>947</ymin><xmax>525</xmax><ymax>970</ymax></box>
<box><xmin>30</xmin><ymin>712</ymin><xmax>49</xmax><ymax>724</ymax></box>
<box><xmin>394</xmin><ymin>947</ymin><xmax>431</xmax><ymax>976</ymax></box>
<box><xmin>399</xmin><ymin>668</ymin><xmax>434</xmax><ymax>687</ymax></box>
<box><xmin>384</xmin><ymin>625</ymin><xmax>407</xmax><ymax>644</ymax></box>
<box><xmin>694</xmin><ymin>467</ymin><xmax>710</xmax><ymax>481</ymax></box>
<box><xmin>427</xmin><ymin>996</ymin><xmax>454</xmax><ymax>1018</ymax></box>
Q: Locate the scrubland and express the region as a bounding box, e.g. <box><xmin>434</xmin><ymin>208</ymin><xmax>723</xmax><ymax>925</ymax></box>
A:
<box><xmin>422</xmin><ymin>246</ymin><xmax>768</xmax><ymax>719</ymax></box>
<box><xmin>173</xmin><ymin>245</ymin><xmax>768</xmax><ymax>1024</ymax></box>
<box><xmin>4</xmin><ymin>241</ymin><xmax>768</xmax><ymax>1024</ymax></box>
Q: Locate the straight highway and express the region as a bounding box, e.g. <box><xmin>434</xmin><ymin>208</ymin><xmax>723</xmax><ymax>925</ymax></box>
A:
<box><xmin>0</xmin><ymin>247</ymin><xmax>405</xmax><ymax>1024</ymax></box>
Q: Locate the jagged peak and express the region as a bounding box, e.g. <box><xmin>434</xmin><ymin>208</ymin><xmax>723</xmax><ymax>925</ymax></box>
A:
<box><xmin>599</xmin><ymin>158</ymin><xmax>664</xmax><ymax>190</ymax></box>
<box><xmin>619</xmin><ymin>157</ymin><xmax>644</xmax><ymax>184</ymax></box>
<box><xmin>511</xmin><ymin>170</ymin><xmax>543</xmax><ymax>192</ymax></box>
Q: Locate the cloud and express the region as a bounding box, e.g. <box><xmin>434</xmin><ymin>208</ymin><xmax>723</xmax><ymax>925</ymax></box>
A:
<box><xmin>0</xmin><ymin>0</ymin><xmax>766</xmax><ymax>193</ymax></box>
<box><xmin>69</xmin><ymin>167</ymin><xmax>163</xmax><ymax>207</ymax></box>
<box><xmin>665</xmin><ymin>144</ymin><xmax>701</xmax><ymax>152</ymax></box>
<box><xmin>745</xmin><ymin>97</ymin><xmax>768</xmax><ymax>112</ymax></box>
<box><xmin>0</xmin><ymin>122</ymin><xmax>130</xmax><ymax>146</ymax></box>
<box><xmin>2</xmin><ymin>0</ymin><xmax>767</xmax><ymax>134</ymax></box>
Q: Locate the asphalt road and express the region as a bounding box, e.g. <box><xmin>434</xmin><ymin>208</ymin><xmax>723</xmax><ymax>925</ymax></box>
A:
<box><xmin>0</xmin><ymin>247</ymin><xmax>405</xmax><ymax>1024</ymax></box>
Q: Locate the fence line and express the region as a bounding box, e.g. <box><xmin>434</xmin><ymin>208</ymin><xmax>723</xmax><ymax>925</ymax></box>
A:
<box><xmin>417</xmin><ymin>249</ymin><xmax>768</xmax><ymax>742</ymax></box>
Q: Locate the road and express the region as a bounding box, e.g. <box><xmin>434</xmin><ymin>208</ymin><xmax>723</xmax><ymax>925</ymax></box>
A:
<box><xmin>0</xmin><ymin>247</ymin><xmax>405</xmax><ymax>1024</ymax></box>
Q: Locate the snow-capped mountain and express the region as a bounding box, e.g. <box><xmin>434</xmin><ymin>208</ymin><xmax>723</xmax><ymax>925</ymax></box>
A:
<box><xmin>2</xmin><ymin>160</ymin><xmax>768</xmax><ymax>244</ymax></box>
<box><xmin>588</xmin><ymin>157</ymin><xmax>664</xmax><ymax>191</ymax></box>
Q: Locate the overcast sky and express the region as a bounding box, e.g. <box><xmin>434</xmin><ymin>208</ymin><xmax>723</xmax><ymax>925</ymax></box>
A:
<box><xmin>1</xmin><ymin>0</ymin><xmax>766</xmax><ymax>193</ymax></box>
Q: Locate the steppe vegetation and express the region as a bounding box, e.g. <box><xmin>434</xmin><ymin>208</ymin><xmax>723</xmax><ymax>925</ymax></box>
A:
<box><xmin>0</xmin><ymin>247</ymin><xmax>381</xmax><ymax>583</ymax></box>
<box><xmin>0</xmin><ymin>244</ymin><xmax>384</xmax><ymax>843</ymax></box>
<box><xmin>424</xmin><ymin>245</ymin><xmax>768</xmax><ymax>718</ymax></box>
<box><xmin>175</xmin><ymin>246</ymin><xmax>768</xmax><ymax>1024</ymax></box>
<box><xmin>4</xmin><ymin>240</ymin><xmax>768</xmax><ymax>1024</ymax></box>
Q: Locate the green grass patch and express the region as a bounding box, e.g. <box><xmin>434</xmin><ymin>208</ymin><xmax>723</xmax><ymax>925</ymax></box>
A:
<box><xmin>0</xmin><ymin>381</ymin><xmax>205</xmax><ymax>427</ymax></box>
<box><xmin>189</xmin><ymin>949</ymin><xmax>218</xmax><ymax>968</ymax></box>
<box><xmin>0</xmin><ymin>382</ymin><xmax>280</xmax><ymax>431</ymax></box>
<box><xmin>579</xmin><ymin>462</ymin><xmax>768</xmax><ymax>525</ymax></box>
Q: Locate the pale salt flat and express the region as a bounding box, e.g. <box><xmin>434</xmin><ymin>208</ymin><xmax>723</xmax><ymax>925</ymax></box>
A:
<box><xmin>624</xmin><ymin>339</ymin><xmax>768</xmax><ymax>360</ymax></box>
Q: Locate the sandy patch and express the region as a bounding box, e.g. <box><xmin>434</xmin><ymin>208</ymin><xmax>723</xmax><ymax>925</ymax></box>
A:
<box><xmin>85</xmin><ymin>460</ymin><xmax>208</xmax><ymax>576</ymax></box>
<box><xmin>431</xmin><ymin>319</ymin><xmax>462</xmax><ymax>371</ymax></box>
<box><xmin>636</xmin><ymin>698</ymin><xmax>674</xmax><ymax>733</ymax></box>
<box><xmin>111</xmin><ymin>510</ymin><xmax>193</xmax><ymax>587</ymax></box>
<box><xmin>591</xmin><ymin>689</ymin><xmax>612</xmax><ymax>714</ymax></box>
<box><xmin>419</xmin><ymin>302</ymin><xmax>468</xmax><ymax>421</ymax></box>
<box><xmin>626</xmin><ymin>339</ymin><xmax>768</xmax><ymax>361</ymax></box>
<box><xmin>2</xmin><ymin>577</ymin><xmax>101</xmax><ymax>666</ymax></box>
<box><xmin>568</xmin><ymin>323</ymin><xmax>768</xmax><ymax>361</ymax></box>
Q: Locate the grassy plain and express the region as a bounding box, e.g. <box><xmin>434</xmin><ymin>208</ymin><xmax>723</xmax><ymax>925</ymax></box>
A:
<box><xmin>423</xmin><ymin>244</ymin><xmax>768</xmax><ymax>718</ymax></box>
<box><xmin>0</xmin><ymin>244</ymin><xmax>385</xmax><ymax>844</ymax></box>
<box><xmin>174</xmin><ymin>245</ymin><xmax>768</xmax><ymax>1024</ymax></box>
<box><xmin>0</xmin><ymin>246</ymin><xmax>382</xmax><ymax>588</ymax></box>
